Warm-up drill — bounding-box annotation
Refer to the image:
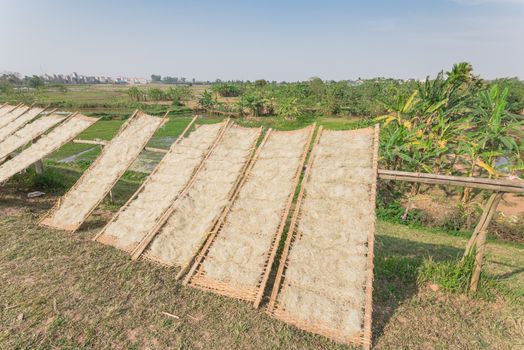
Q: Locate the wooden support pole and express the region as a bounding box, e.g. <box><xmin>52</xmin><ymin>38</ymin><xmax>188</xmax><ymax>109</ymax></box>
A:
<box><xmin>34</xmin><ymin>160</ymin><xmax>44</xmax><ymax>175</ymax></box>
<box><xmin>469</xmin><ymin>192</ymin><xmax>503</xmax><ymax>293</ymax></box>
<box><xmin>463</xmin><ymin>193</ymin><xmax>500</xmax><ymax>257</ymax></box>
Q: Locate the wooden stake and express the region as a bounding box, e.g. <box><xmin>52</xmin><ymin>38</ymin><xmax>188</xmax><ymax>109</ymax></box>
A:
<box><xmin>34</xmin><ymin>160</ymin><xmax>44</xmax><ymax>175</ymax></box>
<box><xmin>469</xmin><ymin>192</ymin><xmax>502</xmax><ymax>293</ymax></box>
<box><xmin>463</xmin><ymin>193</ymin><xmax>500</xmax><ymax>258</ymax></box>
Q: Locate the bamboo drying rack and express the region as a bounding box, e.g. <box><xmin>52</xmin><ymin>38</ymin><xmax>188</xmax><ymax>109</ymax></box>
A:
<box><xmin>138</xmin><ymin>125</ymin><xmax>263</xmax><ymax>270</ymax></box>
<box><xmin>267</xmin><ymin>125</ymin><xmax>379</xmax><ymax>349</ymax></box>
<box><xmin>39</xmin><ymin>111</ymin><xmax>166</xmax><ymax>232</ymax></box>
<box><xmin>183</xmin><ymin>125</ymin><xmax>317</xmax><ymax>307</ymax></box>
<box><xmin>92</xmin><ymin>115</ymin><xmax>203</xmax><ymax>250</ymax></box>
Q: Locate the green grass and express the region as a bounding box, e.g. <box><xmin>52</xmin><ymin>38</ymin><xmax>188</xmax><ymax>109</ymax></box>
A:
<box><xmin>47</xmin><ymin>120</ymin><xmax>125</xmax><ymax>161</ymax></box>
<box><xmin>46</xmin><ymin>115</ymin><xmax>224</xmax><ymax>162</ymax></box>
<box><xmin>0</xmin><ymin>203</ymin><xmax>522</xmax><ymax>349</ymax></box>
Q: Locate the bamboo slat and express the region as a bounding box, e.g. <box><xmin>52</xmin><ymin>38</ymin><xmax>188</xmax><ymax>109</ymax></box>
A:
<box><xmin>362</xmin><ymin>124</ymin><xmax>380</xmax><ymax>350</ymax></box>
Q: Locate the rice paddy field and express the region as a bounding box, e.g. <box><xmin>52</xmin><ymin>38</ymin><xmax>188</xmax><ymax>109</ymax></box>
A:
<box><xmin>0</xmin><ymin>83</ymin><xmax>523</xmax><ymax>349</ymax></box>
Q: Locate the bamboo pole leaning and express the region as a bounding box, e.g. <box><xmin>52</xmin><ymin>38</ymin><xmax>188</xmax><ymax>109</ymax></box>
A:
<box><xmin>467</xmin><ymin>192</ymin><xmax>503</xmax><ymax>292</ymax></box>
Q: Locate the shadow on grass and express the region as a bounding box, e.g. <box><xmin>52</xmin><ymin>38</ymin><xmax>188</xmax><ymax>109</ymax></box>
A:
<box><xmin>371</xmin><ymin>234</ymin><xmax>463</xmax><ymax>345</ymax></box>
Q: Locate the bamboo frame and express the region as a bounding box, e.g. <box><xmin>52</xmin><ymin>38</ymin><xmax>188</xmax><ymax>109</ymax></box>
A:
<box><xmin>39</xmin><ymin>110</ymin><xmax>167</xmax><ymax>232</ymax></box>
<box><xmin>141</xmin><ymin>128</ymin><xmax>262</xmax><ymax>274</ymax></box>
<box><xmin>267</xmin><ymin>126</ymin><xmax>323</xmax><ymax>312</ymax></box>
<box><xmin>171</xmin><ymin>126</ymin><xmax>264</xmax><ymax>277</ymax></box>
<box><xmin>0</xmin><ymin>104</ymin><xmax>31</xmax><ymax>129</ymax></box>
<box><xmin>92</xmin><ymin>115</ymin><xmax>201</xmax><ymax>247</ymax></box>
<box><xmin>267</xmin><ymin>126</ymin><xmax>379</xmax><ymax>349</ymax></box>
<box><xmin>139</xmin><ymin>128</ymin><xmax>262</xmax><ymax>268</ymax></box>
<box><xmin>182</xmin><ymin>128</ymin><xmax>272</xmax><ymax>285</ymax></box>
<box><xmin>378</xmin><ymin>170</ymin><xmax>523</xmax><ymax>193</ymax></box>
<box><xmin>0</xmin><ymin>111</ymin><xmax>72</xmax><ymax>164</ymax></box>
<box><xmin>180</xmin><ymin>128</ymin><xmax>273</xmax><ymax>281</ymax></box>
<box><xmin>39</xmin><ymin>110</ymin><xmax>140</xmax><ymax>231</ymax></box>
<box><xmin>0</xmin><ymin>104</ymin><xmax>7</xmax><ymax>119</ymax></box>
<box><xmin>4</xmin><ymin>103</ymin><xmax>23</xmax><ymax>115</ymax></box>
<box><xmin>0</xmin><ymin>112</ymin><xmax>97</xmax><ymax>184</ymax></box>
<box><xmin>0</xmin><ymin>106</ymin><xmax>50</xmax><ymax>143</ymax></box>
<box><xmin>128</xmin><ymin>120</ymin><xmax>233</xmax><ymax>258</ymax></box>
<box><xmin>183</xmin><ymin>126</ymin><xmax>317</xmax><ymax>308</ymax></box>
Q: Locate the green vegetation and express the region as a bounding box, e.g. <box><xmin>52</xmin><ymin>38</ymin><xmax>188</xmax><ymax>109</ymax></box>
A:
<box><xmin>212</xmin><ymin>83</ymin><xmax>241</xmax><ymax>97</ymax></box>
<box><xmin>0</xmin><ymin>63</ymin><xmax>523</xmax><ymax>348</ymax></box>
<box><xmin>378</xmin><ymin>63</ymin><xmax>523</xmax><ymax>177</ymax></box>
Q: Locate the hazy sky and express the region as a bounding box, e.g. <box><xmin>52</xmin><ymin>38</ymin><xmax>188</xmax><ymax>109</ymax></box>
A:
<box><xmin>1</xmin><ymin>0</ymin><xmax>523</xmax><ymax>81</ymax></box>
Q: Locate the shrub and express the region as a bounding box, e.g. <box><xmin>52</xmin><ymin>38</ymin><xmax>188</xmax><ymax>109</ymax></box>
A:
<box><xmin>212</xmin><ymin>83</ymin><xmax>241</xmax><ymax>97</ymax></box>
<box><xmin>10</xmin><ymin>167</ymin><xmax>67</xmax><ymax>192</ymax></box>
<box><xmin>147</xmin><ymin>88</ymin><xmax>167</xmax><ymax>101</ymax></box>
